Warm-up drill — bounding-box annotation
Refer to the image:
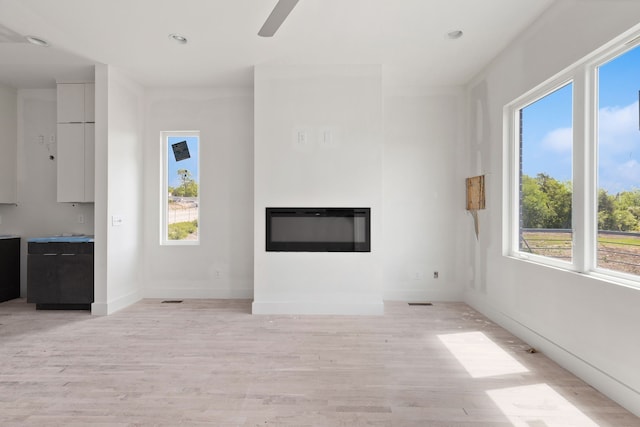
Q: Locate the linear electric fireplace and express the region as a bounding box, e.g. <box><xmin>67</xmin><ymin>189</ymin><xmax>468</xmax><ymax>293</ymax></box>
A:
<box><xmin>266</xmin><ymin>208</ymin><xmax>371</xmax><ymax>252</ymax></box>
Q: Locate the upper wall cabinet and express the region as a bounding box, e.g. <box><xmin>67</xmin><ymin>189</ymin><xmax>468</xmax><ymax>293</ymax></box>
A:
<box><xmin>57</xmin><ymin>84</ymin><xmax>85</xmax><ymax>123</ymax></box>
<box><xmin>56</xmin><ymin>83</ymin><xmax>95</xmax><ymax>203</ymax></box>
<box><xmin>0</xmin><ymin>84</ymin><xmax>18</xmax><ymax>204</ymax></box>
<box><xmin>57</xmin><ymin>83</ymin><xmax>95</xmax><ymax>123</ymax></box>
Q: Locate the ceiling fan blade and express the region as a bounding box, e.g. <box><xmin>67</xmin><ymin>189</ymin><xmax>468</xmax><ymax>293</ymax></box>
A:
<box><xmin>258</xmin><ymin>0</ymin><xmax>299</xmax><ymax>37</ymax></box>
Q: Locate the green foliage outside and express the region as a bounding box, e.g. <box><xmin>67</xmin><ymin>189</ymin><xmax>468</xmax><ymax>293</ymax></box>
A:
<box><xmin>169</xmin><ymin>169</ymin><xmax>198</xmax><ymax>197</ymax></box>
<box><xmin>168</xmin><ymin>220</ymin><xmax>198</xmax><ymax>240</ymax></box>
<box><xmin>522</xmin><ymin>173</ymin><xmax>640</xmax><ymax>232</ymax></box>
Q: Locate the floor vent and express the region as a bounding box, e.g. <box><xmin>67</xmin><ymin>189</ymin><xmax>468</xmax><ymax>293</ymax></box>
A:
<box><xmin>162</xmin><ymin>300</ymin><xmax>183</xmax><ymax>304</ymax></box>
<box><xmin>408</xmin><ymin>302</ymin><xmax>433</xmax><ymax>306</ymax></box>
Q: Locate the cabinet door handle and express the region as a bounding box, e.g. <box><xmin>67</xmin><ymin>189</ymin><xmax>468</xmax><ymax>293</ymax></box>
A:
<box><xmin>61</xmin><ymin>253</ymin><xmax>76</xmax><ymax>256</ymax></box>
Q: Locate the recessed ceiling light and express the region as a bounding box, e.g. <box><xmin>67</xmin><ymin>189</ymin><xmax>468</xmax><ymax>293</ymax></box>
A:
<box><xmin>447</xmin><ymin>30</ymin><xmax>464</xmax><ymax>40</ymax></box>
<box><xmin>168</xmin><ymin>33</ymin><xmax>188</xmax><ymax>44</ymax></box>
<box><xmin>25</xmin><ymin>35</ymin><xmax>50</xmax><ymax>47</ymax></box>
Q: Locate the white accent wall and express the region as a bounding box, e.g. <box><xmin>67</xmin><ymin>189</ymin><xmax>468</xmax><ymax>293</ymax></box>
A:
<box><xmin>142</xmin><ymin>88</ymin><xmax>254</xmax><ymax>299</ymax></box>
<box><xmin>253</xmin><ymin>65</ymin><xmax>384</xmax><ymax>315</ymax></box>
<box><xmin>92</xmin><ymin>65</ymin><xmax>144</xmax><ymax>314</ymax></box>
<box><xmin>464</xmin><ymin>0</ymin><xmax>640</xmax><ymax>416</ymax></box>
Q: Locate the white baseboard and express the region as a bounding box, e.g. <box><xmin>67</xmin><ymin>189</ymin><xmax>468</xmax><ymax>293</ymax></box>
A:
<box><xmin>383</xmin><ymin>288</ymin><xmax>462</xmax><ymax>302</ymax></box>
<box><xmin>252</xmin><ymin>300</ymin><xmax>384</xmax><ymax>315</ymax></box>
<box><xmin>465</xmin><ymin>291</ymin><xmax>640</xmax><ymax>418</ymax></box>
<box><xmin>143</xmin><ymin>287</ymin><xmax>254</xmax><ymax>300</ymax></box>
<box><xmin>91</xmin><ymin>289</ymin><xmax>142</xmax><ymax>315</ymax></box>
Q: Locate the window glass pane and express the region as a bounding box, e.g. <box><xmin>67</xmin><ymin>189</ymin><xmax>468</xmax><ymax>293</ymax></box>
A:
<box><xmin>165</xmin><ymin>134</ymin><xmax>199</xmax><ymax>243</ymax></box>
<box><xmin>518</xmin><ymin>83</ymin><xmax>573</xmax><ymax>261</ymax></box>
<box><xmin>596</xmin><ymin>46</ymin><xmax>640</xmax><ymax>276</ymax></box>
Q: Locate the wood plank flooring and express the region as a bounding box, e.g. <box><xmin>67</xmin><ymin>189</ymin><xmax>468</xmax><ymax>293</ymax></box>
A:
<box><xmin>0</xmin><ymin>299</ymin><xmax>638</xmax><ymax>426</ymax></box>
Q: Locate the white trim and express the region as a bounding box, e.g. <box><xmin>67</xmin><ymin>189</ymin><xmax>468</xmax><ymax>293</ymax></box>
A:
<box><xmin>507</xmin><ymin>79</ymin><xmax>576</xmax><ymax>268</ymax></box>
<box><xmin>91</xmin><ymin>290</ymin><xmax>142</xmax><ymax>315</ymax></box>
<box><xmin>160</xmin><ymin>130</ymin><xmax>200</xmax><ymax>245</ymax></box>
<box><xmin>143</xmin><ymin>287</ymin><xmax>254</xmax><ymax>300</ymax></box>
<box><xmin>383</xmin><ymin>289</ymin><xmax>462</xmax><ymax>302</ymax></box>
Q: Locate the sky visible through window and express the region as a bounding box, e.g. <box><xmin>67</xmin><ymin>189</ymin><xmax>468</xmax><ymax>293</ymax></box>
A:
<box><xmin>522</xmin><ymin>45</ymin><xmax>640</xmax><ymax>194</ymax></box>
<box><xmin>168</xmin><ymin>136</ymin><xmax>199</xmax><ymax>189</ymax></box>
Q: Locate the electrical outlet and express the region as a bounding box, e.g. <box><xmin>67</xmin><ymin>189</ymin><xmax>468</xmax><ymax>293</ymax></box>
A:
<box><xmin>433</xmin><ymin>271</ymin><xmax>439</xmax><ymax>279</ymax></box>
<box><xmin>77</xmin><ymin>214</ymin><xmax>85</xmax><ymax>224</ymax></box>
<box><xmin>0</xmin><ymin>214</ymin><xmax>2</xmax><ymax>224</ymax></box>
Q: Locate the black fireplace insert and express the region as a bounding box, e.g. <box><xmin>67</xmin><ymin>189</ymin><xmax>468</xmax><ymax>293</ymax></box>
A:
<box><xmin>266</xmin><ymin>208</ymin><xmax>371</xmax><ymax>252</ymax></box>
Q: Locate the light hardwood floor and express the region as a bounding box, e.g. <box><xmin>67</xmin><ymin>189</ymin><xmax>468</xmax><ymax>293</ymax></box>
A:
<box><xmin>0</xmin><ymin>298</ymin><xmax>638</xmax><ymax>426</ymax></box>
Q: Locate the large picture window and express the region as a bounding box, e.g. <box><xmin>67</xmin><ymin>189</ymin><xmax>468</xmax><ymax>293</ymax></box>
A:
<box><xmin>507</xmin><ymin>33</ymin><xmax>640</xmax><ymax>285</ymax></box>
<box><xmin>518</xmin><ymin>83</ymin><xmax>573</xmax><ymax>263</ymax></box>
<box><xmin>161</xmin><ymin>131</ymin><xmax>200</xmax><ymax>245</ymax></box>
<box><xmin>596</xmin><ymin>46</ymin><xmax>640</xmax><ymax>276</ymax></box>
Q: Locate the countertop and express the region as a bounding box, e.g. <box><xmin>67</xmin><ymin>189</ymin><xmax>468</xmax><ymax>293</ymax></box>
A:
<box><xmin>28</xmin><ymin>235</ymin><xmax>94</xmax><ymax>243</ymax></box>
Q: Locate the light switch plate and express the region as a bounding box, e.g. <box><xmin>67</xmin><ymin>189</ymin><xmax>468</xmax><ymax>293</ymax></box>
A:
<box><xmin>112</xmin><ymin>215</ymin><xmax>123</xmax><ymax>226</ymax></box>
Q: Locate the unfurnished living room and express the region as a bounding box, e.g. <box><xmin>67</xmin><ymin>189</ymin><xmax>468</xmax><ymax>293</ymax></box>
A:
<box><xmin>1</xmin><ymin>0</ymin><xmax>640</xmax><ymax>425</ymax></box>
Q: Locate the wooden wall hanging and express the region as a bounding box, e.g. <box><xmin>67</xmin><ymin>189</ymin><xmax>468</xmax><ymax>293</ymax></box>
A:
<box><xmin>466</xmin><ymin>175</ymin><xmax>485</xmax><ymax>239</ymax></box>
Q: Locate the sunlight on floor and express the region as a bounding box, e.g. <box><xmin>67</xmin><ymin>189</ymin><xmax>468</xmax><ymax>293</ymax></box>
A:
<box><xmin>437</xmin><ymin>331</ymin><xmax>529</xmax><ymax>378</ymax></box>
<box><xmin>487</xmin><ymin>383</ymin><xmax>599</xmax><ymax>426</ymax></box>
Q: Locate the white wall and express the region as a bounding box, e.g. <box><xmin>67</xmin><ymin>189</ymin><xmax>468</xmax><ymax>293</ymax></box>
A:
<box><xmin>142</xmin><ymin>88</ymin><xmax>254</xmax><ymax>299</ymax></box>
<box><xmin>92</xmin><ymin>65</ymin><xmax>144</xmax><ymax>314</ymax></box>
<box><xmin>0</xmin><ymin>89</ymin><xmax>94</xmax><ymax>296</ymax></box>
<box><xmin>253</xmin><ymin>65</ymin><xmax>384</xmax><ymax>315</ymax></box>
<box><xmin>464</xmin><ymin>0</ymin><xmax>640</xmax><ymax>416</ymax></box>
<box><xmin>382</xmin><ymin>89</ymin><xmax>466</xmax><ymax>301</ymax></box>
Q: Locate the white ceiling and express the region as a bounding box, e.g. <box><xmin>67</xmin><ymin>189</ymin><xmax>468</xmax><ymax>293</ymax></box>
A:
<box><xmin>0</xmin><ymin>0</ymin><xmax>555</xmax><ymax>89</ymax></box>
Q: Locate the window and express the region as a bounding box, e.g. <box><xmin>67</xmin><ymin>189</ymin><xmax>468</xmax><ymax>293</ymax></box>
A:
<box><xmin>161</xmin><ymin>131</ymin><xmax>200</xmax><ymax>245</ymax></box>
<box><xmin>596</xmin><ymin>45</ymin><xmax>640</xmax><ymax>276</ymax></box>
<box><xmin>507</xmin><ymin>32</ymin><xmax>640</xmax><ymax>285</ymax></box>
<box><xmin>518</xmin><ymin>83</ymin><xmax>574</xmax><ymax>263</ymax></box>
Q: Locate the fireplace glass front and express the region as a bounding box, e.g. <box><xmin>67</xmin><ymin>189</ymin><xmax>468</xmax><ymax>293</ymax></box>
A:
<box><xmin>266</xmin><ymin>208</ymin><xmax>371</xmax><ymax>252</ymax></box>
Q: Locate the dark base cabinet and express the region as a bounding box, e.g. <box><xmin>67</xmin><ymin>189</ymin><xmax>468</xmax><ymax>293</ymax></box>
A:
<box><xmin>27</xmin><ymin>241</ymin><xmax>94</xmax><ymax>310</ymax></box>
<box><xmin>0</xmin><ymin>237</ymin><xmax>20</xmax><ymax>303</ymax></box>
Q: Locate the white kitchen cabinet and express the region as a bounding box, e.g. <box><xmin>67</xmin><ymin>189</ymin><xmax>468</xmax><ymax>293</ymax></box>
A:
<box><xmin>84</xmin><ymin>123</ymin><xmax>95</xmax><ymax>202</ymax></box>
<box><xmin>0</xmin><ymin>85</ymin><xmax>17</xmax><ymax>204</ymax></box>
<box><xmin>56</xmin><ymin>83</ymin><xmax>95</xmax><ymax>203</ymax></box>
<box><xmin>84</xmin><ymin>83</ymin><xmax>95</xmax><ymax>122</ymax></box>
<box><xmin>57</xmin><ymin>83</ymin><xmax>85</xmax><ymax>123</ymax></box>
<box><xmin>57</xmin><ymin>124</ymin><xmax>85</xmax><ymax>202</ymax></box>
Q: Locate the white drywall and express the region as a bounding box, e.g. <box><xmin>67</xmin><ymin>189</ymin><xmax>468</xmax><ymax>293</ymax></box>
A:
<box><xmin>464</xmin><ymin>0</ymin><xmax>640</xmax><ymax>416</ymax></box>
<box><xmin>142</xmin><ymin>88</ymin><xmax>254</xmax><ymax>299</ymax></box>
<box><xmin>382</xmin><ymin>89</ymin><xmax>466</xmax><ymax>301</ymax></box>
<box><xmin>92</xmin><ymin>65</ymin><xmax>144</xmax><ymax>314</ymax></box>
<box><xmin>0</xmin><ymin>89</ymin><xmax>94</xmax><ymax>296</ymax></box>
<box><xmin>253</xmin><ymin>65</ymin><xmax>384</xmax><ymax>315</ymax></box>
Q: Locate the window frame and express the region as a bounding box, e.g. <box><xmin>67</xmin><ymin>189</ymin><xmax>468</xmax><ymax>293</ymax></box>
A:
<box><xmin>506</xmin><ymin>77</ymin><xmax>577</xmax><ymax>272</ymax></box>
<box><xmin>161</xmin><ymin>130</ymin><xmax>201</xmax><ymax>246</ymax></box>
<box><xmin>590</xmin><ymin>42</ymin><xmax>640</xmax><ymax>282</ymax></box>
<box><xmin>505</xmin><ymin>28</ymin><xmax>640</xmax><ymax>288</ymax></box>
